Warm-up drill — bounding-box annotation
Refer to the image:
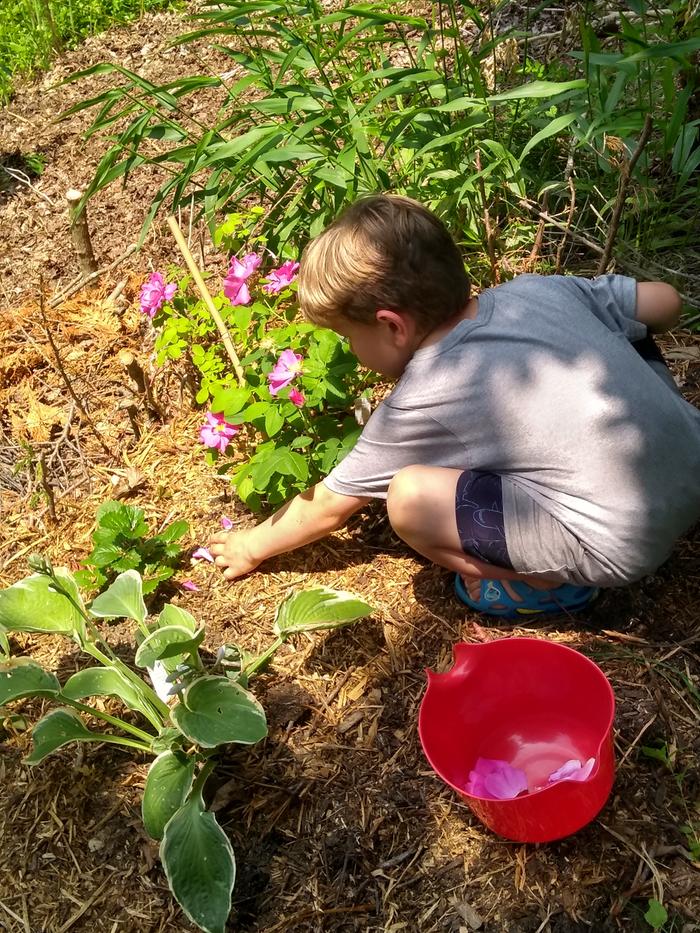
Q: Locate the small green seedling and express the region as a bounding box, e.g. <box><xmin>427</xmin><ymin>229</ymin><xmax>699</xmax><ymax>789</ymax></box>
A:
<box><xmin>644</xmin><ymin>898</ymin><xmax>667</xmax><ymax>930</ymax></box>
<box><xmin>76</xmin><ymin>500</ymin><xmax>189</xmax><ymax>595</ymax></box>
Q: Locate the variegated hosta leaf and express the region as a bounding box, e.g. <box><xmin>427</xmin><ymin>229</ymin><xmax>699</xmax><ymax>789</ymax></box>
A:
<box><xmin>273</xmin><ymin>586</ymin><xmax>373</xmax><ymax>636</ymax></box>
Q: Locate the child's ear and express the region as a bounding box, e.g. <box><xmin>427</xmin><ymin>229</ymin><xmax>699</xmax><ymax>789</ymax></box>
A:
<box><xmin>375</xmin><ymin>308</ymin><xmax>414</xmax><ymax>345</ymax></box>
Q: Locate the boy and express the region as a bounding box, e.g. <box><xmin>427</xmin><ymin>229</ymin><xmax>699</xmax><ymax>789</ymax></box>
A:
<box><xmin>209</xmin><ymin>195</ymin><xmax>700</xmax><ymax>616</ymax></box>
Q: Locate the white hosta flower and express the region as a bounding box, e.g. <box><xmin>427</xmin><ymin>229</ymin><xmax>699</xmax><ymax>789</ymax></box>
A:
<box><xmin>147</xmin><ymin>660</ymin><xmax>171</xmax><ymax>704</ymax></box>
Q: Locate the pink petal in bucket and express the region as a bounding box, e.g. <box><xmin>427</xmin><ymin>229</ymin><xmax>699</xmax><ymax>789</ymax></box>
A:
<box><xmin>466</xmin><ymin>758</ymin><xmax>528</xmax><ymax>800</ymax></box>
<box><xmin>548</xmin><ymin>758</ymin><xmax>596</xmax><ymax>784</ymax></box>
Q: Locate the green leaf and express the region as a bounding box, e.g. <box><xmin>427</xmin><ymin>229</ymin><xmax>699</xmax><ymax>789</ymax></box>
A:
<box><xmin>644</xmin><ymin>899</ymin><xmax>668</xmax><ymax>930</ymax></box>
<box><xmin>0</xmin><ymin>571</ymin><xmax>85</xmax><ymax>638</ymax></box>
<box><xmin>0</xmin><ymin>629</ymin><xmax>9</xmax><ymax>656</ymax></box>
<box><xmin>171</xmin><ymin>677</ymin><xmax>267</xmax><ymax>748</ymax></box>
<box><xmin>156</xmin><ymin>520</ymin><xmax>190</xmax><ymax>544</ymax></box>
<box><xmin>96</xmin><ymin>501</ymin><xmax>148</xmax><ymax>538</ymax></box>
<box><xmin>160</xmin><ymin>785</ymin><xmax>235</xmax><ymax>933</ymax></box>
<box><xmin>0</xmin><ymin>660</ymin><xmax>60</xmax><ymax>704</ymax></box>
<box><xmin>274</xmin><ymin>587</ymin><xmax>373</xmax><ymax>637</ymax></box>
<box><xmin>157</xmin><ymin>628</ymin><xmax>205</xmax><ymax>661</ymax></box>
<box><xmin>156</xmin><ymin>605</ymin><xmax>197</xmax><ymax>633</ymax></box>
<box><xmin>142</xmin><ymin>751</ymin><xmax>196</xmax><ymax>840</ymax></box>
<box><xmin>89</xmin><ymin>570</ymin><xmax>147</xmax><ymax>626</ymax></box>
<box><xmin>210</xmin><ymin>386</ymin><xmax>251</xmax><ymax>420</ymax></box>
<box><xmin>135</xmin><ymin>626</ymin><xmax>199</xmax><ymax>670</ymax></box>
<box><xmin>62</xmin><ymin>666</ymin><xmax>148</xmax><ymax>714</ymax></box>
<box><xmin>24</xmin><ymin>709</ymin><xmax>99</xmax><ymax>765</ymax></box>
<box><xmin>488</xmin><ymin>79</ymin><xmax>587</xmax><ymax>102</ymax></box>
<box><xmin>264</xmin><ymin>406</ymin><xmax>285</xmax><ymax>437</ymax></box>
<box><xmin>151</xmin><ymin>725</ymin><xmax>184</xmax><ymax>755</ymax></box>
<box><xmin>520</xmin><ymin>112</ymin><xmax>578</xmax><ymax>161</ymax></box>
<box><xmin>249</xmin><ymin>447</ymin><xmax>309</xmax><ymax>489</ymax></box>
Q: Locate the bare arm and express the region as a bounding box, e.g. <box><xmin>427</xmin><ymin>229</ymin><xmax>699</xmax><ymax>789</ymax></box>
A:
<box><xmin>208</xmin><ymin>482</ymin><xmax>371</xmax><ymax>580</ymax></box>
<box><xmin>636</xmin><ymin>282</ymin><xmax>682</xmax><ymax>333</ymax></box>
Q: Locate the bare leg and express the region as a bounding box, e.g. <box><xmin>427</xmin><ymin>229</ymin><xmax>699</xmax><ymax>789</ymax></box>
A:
<box><xmin>386</xmin><ymin>464</ymin><xmax>560</xmax><ymax>604</ymax></box>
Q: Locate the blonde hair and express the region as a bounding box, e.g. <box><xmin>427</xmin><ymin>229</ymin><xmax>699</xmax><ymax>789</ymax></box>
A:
<box><xmin>298</xmin><ymin>194</ymin><xmax>470</xmax><ymax>331</ymax></box>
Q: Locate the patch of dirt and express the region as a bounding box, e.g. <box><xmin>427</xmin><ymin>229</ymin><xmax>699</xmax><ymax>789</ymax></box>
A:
<box><xmin>0</xmin><ymin>4</ymin><xmax>233</xmax><ymax>310</ymax></box>
<box><xmin>1</xmin><ymin>283</ymin><xmax>700</xmax><ymax>931</ymax></box>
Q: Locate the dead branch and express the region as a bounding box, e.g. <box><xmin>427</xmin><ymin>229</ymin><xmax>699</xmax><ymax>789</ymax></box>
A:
<box><xmin>596</xmin><ymin>115</ymin><xmax>653</xmax><ymax>275</ymax></box>
<box><xmin>38</xmin><ymin>285</ymin><xmax>114</xmax><ymax>458</ymax></box>
<box><xmin>49</xmin><ymin>244</ymin><xmax>138</xmax><ymax>308</ymax></box>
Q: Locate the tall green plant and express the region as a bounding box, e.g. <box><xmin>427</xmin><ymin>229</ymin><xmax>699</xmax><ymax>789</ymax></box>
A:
<box><xmin>62</xmin><ymin>0</ymin><xmax>583</xmax><ymax>257</ymax></box>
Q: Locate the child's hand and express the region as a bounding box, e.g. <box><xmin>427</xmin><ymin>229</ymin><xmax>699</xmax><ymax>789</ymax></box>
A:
<box><xmin>208</xmin><ymin>529</ymin><xmax>262</xmax><ymax>580</ymax></box>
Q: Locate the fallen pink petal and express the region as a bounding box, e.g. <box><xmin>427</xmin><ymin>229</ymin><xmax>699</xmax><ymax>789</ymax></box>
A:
<box><xmin>180</xmin><ymin>580</ymin><xmax>200</xmax><ymax>591</ymax></box>
<box><xmin>199</xmin><ymin>411</ymin><xmax>240</xmax><ymax>454</ymax></box>
<box><xmin>268</xmin><ymin>349</ymin><xmax>303</xmax><ymax>396</ymax></box>
<box><xmin>465</xmin><ymin>758</ymin><xmax>528</xmax><ymax>800</ymax></box>
<box><xmin>221</xmin><ymin>516</ymin><xmax>234</xmax><ymax>531</ymax></box>
<box><xmin>548</xmin><ymin>757</ymin><xmax>596</xmax><ymax>784</ymax></box>
<box><xmin>288</xmin><ymin>387</ymin><xmax>305</xmax><ymax>408</ymax></box>
<box><xmin>140</xmin><ymin>272</ymin><xmax>177</xmax><ymax>318</ymax></box>
<box><xmin>192</xmin><ymin>547</ymin><xmax>214</xmax><ymax>563</ymax></box>
<box><xmin>262</xmin><ymin>259</ymin><xmax>300</xmax><ymax>295</ymax></box>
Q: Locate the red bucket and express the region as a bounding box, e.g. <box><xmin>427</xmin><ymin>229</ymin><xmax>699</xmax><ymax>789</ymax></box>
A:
<box><xmin>418</xmin><ymin>638</ymin><xmax>615</xmax><ymax>843</ymax></box>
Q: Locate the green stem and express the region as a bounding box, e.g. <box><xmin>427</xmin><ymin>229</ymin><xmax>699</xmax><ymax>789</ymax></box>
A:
<box><xmin>91</xmin><ymin>732</ymin><xmax>152</xmax><ymax>754</ymax></box>
<box><xmin>66</xmin><ymin>698</ymin><xmax>154</xmax><ymax>743</ymax></box>
<box><xmin>243</xmin><ymin>635</ymin><xmax>285</xmax><ymax>679</ymax></box>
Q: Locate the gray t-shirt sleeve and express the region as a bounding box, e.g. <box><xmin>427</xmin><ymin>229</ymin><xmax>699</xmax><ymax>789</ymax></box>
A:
<box><xmin>563</xmin><ymin>274</ymin><xmax>646</xmax><ymax>340</ymax></box>
<box><xmin>324</xmin><ymin>401</ymin><xmax>455</xmax><ymax>499</ymax></box>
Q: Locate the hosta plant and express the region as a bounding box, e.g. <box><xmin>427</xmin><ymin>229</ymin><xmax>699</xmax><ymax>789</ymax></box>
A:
<box><xmin>0</xmin><ymin>555</ymin><xmax>373</xmax><ymax>933</ymax></box>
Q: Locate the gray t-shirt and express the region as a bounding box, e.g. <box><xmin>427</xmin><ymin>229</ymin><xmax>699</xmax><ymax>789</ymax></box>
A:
<box><xmin>324</xmin><ymin>274</ymin><xmax>700</xmax><ymax>585</ymax></box>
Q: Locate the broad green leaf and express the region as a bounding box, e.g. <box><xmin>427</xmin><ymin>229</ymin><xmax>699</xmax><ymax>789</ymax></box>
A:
<box><xmin>135</xmin><ymin>626</ymin><xmax>198</xmax><ymax>670</ymax></box>
<box><xmin>156</xmin><ymin>520</ymin><xmax>190</xmax><ymax>544</ymax></box>
<box><xmin>151</xmin><ymin>725</ymin><xmax>183</xmax><ymax>755</ymax></box>
<box><xmin>0</xmin><ymin>571</ymin><xmax>85</xmax><ymax>638</ymax></box>
<box><xmin>89</xmin><ymin>570</ymin><xmax>147</xmax><ymax>626</ymax></box>
<box><xmin>0</xmin><ymin>629</ymin><xmax>9</xmax><ymax>656</ymax></box>
<box><xmin>644</xmin><ymin>899</ymin><xmax>668</xmax><ymax>930</ymax></box>
<box><xmin>171</xmin><ymin>677</ymin><xmax>267</xmax><ymax>747</ymax></box>
<box><xmin>0</xmin><ymin>660</ymin><xmax>60</xmax><ymax>704</ymax></box>
<box><xmin>520</xmin><ymin>112</ymin><xmax>578</xmax><ymax>161</ymax></box>
<box><xmin>160</xmin><ymin>785</ymin><xmax>235</xmax><ymax>933</ymax></box>
<box><xmin>142</xmin><ymin>751</ymin><xmax>196</xmax><ymax>840</ymax></box>
<box><xmin>274</xmin><ymin>587</ymin><xmax>373</xmax><ymax>636</ymax></box>
<box><xmin>264</xmin><ymin>406</ymin><xmax>285</xmax><ymax>438</ymax></box>
<box><xmin>249</xmin><ymin>447</ymin><xmax>309</xmax><ymax>488</ymax></box>
<box><xmin>488</xmin><ymin>79</ymin><xmax>586</xmax><ymax>102</ymax></box>
<box><xmin>24</xmin><ymin>709</ymin><xmax>99</xmax><ymax>765</ymax></box>
<box><xmin>156</xmin><ymin>604</ymin><xmax>197</xmax><ymax>633</ymax></box>
<box><xmin>157</xmin><ymin>628</ymin><xmax>205</xmax><ymax>661</ymax></box>
<box><xmin>210</xmin><ymin>386</ymin><xmax>251</xmax><ymax>420</ymax></box>
<box><xmin>62</xmin><ymin>666</ymin><xmax>148</xmax><ymax>714</ymax></box>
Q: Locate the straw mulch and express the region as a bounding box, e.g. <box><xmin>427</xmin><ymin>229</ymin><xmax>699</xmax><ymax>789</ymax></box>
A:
<box><xmin>1</xmin><ymin>287</ymin><xmax>700</xmax><ymax>933</ymax></box>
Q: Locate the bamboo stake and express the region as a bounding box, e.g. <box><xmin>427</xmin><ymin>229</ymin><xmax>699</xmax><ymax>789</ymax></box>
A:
<box><xmin>166</xmin><ymin>215</ymin><xmax>245</xmax><ymax>386</ymax></box>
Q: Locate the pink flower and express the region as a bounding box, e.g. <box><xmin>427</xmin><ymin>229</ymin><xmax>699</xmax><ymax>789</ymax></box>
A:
<box><xmin>262</xmin><ymin>260</ymin><xmax>300</xmax><ymax>295</ymax></box>
<box><xmin>181</xmin><ymin>580</ymin><xmax>200</xmax><ymax>591</ymax></box>
<box><xmin>140</xmin><ymin>272</ymin><xmax>177</xmax><ymax>318</ymax></box>
<box><xmin>288</xmin><ymin>387</ymin><xmax>305</xmax><ymax>408</ymax></box>
<box><xmin>223</xmin><ymin>253</ymin><xmax>261</xmax><ymax>306</ymax></box>
<box><xmin>268</xmin><ymin>349</ymin><xmax>303</xmax><ymax>396</ymax></box>
<box><xmin>199</xmin><ymin>411</ymin><xmax>240</xmax><ymax>454</ymax></box>
<box><xmin>221</xmin><ymin>516</ymin><xmax>233</xmax><ymax>531</ymax></box>
<box><xmin>548</xmin><ymin>758</ymin><xmax>595</xmax><ymax>784</ymax></box>
<box><xmin>192</xmin><ymin>547</ymin><xmax>214</xmax><ymax>563</ymax></box>
<box><xmin>465</xmin><ymin>758</ymin><xmax>528</xmax><ymax>800</ymax></box>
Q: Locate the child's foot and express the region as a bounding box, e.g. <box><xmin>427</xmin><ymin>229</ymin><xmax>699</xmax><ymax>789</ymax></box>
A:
<box><xmin>455</xmin><ymin>574</ymin><xmax>598</xmax><ymax>618</ymax></box>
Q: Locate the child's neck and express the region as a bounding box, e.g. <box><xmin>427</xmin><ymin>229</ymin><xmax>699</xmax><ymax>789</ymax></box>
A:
<box><xmin>416</xmin><ymin>297</ymin><xmax>479</xmax><ymax>350</ymax></box>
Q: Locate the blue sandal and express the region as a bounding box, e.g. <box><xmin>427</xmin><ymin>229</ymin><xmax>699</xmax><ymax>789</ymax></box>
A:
<box><xmin>454</xmin><ymin>574</ymin><xmax>599</xmax><ymax>618</ymax></box>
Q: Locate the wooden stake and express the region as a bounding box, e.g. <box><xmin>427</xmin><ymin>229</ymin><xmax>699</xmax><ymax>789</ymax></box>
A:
<box><xmin>166</xmin><ymin>215</ymin><xmax>245</xmax><ymax>386</ymax></box>
<box><xmin>66</xmin><ymin>188</ymin><xmax>98</xmax><ymax>276</ymax></box>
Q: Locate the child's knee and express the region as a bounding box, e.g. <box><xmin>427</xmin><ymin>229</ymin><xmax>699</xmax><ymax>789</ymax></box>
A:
<box><xmin>387</xmin><ymin>465</ymin><xmax>428</xmax><ymax>534</ymax></box>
